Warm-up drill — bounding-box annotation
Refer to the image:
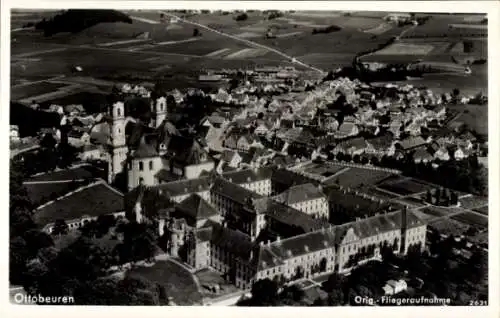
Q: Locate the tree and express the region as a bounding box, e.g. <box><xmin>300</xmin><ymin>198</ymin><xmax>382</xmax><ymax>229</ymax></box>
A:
<box><xmin>280</xmin><ymin>284</ymin><xmax>305</xmax><ymax>304</ymax></box>
<box><xmin>192</xmin><ymin>28</ymin><xmax>201</xmax><ymax>37</ymax></box>
<box><xmin>327</xmin><ymin>288</ymin><xmax>344</xmax><ymax>305</ymax></box>
<box><xmin>426</xmin><ymin>189</ymin><xmax>432</xmax><ymax>203</ymax></box>
<box><xmin>249</xmin><ymin>279</ymin><xmax>279</xmax><ymax>306</ymax></box>
<box><xmin>322</xmin><ymin>273</ymin><xmax>343</xmax><ymax>292</ymax></box>
<box><xmin>450</xmin><ymin>191</ymin><xmax>458</xmax><ymax>205</ymax></box>
<box><xmin>353</xmin><ymin>154</ymin><xmax>361</xmax><ymax>164</ymax></box>
<box><xmin>52</xmin><ymin>219</ymin><xmax>69</xmax><ymax>236</ymax></box>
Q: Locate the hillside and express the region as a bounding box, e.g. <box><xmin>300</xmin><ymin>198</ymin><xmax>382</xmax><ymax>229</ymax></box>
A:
<box><xmin>35</xmin><ymin>9</ymin><xmax>133</xmax><ymax>36</ymax></box>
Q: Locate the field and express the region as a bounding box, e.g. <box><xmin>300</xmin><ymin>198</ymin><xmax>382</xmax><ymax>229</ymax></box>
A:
<box><xmin>328</xmin><ymin>167</ymin><xmax>395</xmax><ymax>188</ymax></box>
<box><xmin>301</xmin><ymin>162</ymin><xmax>347</xmax><ymax>177</ymax></box>
<box><xmin>473</xmin><ymin>205</ymin><xmax>488</xmax><ymax>216</ymax></box>
<box><xmin>127</xmin><ymin>260</ymin><xmax>202</xmax><ymax>305</ymax></box>
<box><xmin>450</xmin><ymin>211</ymin><xmax>488</xmax><ymax>229</ymax></box>
<box><xmin>378</xmin><ymin>178</ymin><xmax>432</xmax><ymax>195</ymax></box>
<box><xmin>11</xmin><ymin>81</ymin><xmax>68</xmax><ymax>100</ymax></box>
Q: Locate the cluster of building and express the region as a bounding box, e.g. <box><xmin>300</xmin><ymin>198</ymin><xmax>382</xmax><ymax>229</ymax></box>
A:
<box><xmin>131</xmin><ymin>165</ymin><xmax>426</xmax><ymax>290</ymax></box>
<box><xmin>14</xmin><ymin>63</ymin><xmax>487</xmax><ymax>295</ymax></box>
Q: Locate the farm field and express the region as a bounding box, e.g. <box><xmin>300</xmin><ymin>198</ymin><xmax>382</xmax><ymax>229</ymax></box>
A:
<box><xmin>450</xmin><ymin>211</ymin><xmax>488</xmax><ymax>229</ymax></box>
<box><xmin>473</xmin><ymin>205</ymin><xmax>488</xmax><ymax>216</ymax></box>
<box><xmin>127</xmin><ymin>260</ymin><xmax>202</xmax><ymax>305</ymax></box>
<box><xmin>328</xmin><ymin>167</ymin><xmax>395</xmax><ymax>188</ymax></box>
<box><xmin>401</xmin><ymin>14</ymin><xmax>484</xmax><ymax>39</ymax></box>
<box><xmin>39</xmin><ymin>91</ymin><xmax>109</xmax><ymax>113</ymax></box>
<box><xmin>11</xmin><ymin>81</ymin><xmax>69</xmax><ymax>100</ymax></box>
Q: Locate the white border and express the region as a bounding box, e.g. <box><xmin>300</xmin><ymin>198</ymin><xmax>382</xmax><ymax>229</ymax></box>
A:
<box><xmin>1</xmin><ymin>1</ymin><xmax>499</xmax><ymax>318</ymax></box>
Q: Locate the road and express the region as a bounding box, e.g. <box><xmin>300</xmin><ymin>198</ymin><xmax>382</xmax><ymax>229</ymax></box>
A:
<box><xmin>159</xmin><ymin>11</ymin><xmax>326</xmax><ymax>75</ymax></box>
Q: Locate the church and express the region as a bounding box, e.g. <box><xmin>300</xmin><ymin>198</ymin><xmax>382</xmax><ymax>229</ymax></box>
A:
<box><xmin>105</xmin><ymin>96</ymin><xmax>215</xmax><ymax>191</ymax></box>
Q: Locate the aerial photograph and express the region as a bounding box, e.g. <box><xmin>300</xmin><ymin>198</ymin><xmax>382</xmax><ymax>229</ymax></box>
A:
<box><xmin>9</xmin><ymin>8</ymin><xmax>488</xmax><ymax>306</ymax></box>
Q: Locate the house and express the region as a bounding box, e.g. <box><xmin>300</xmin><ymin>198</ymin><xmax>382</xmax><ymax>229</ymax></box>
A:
<box><xmin>49</xmin><ymin>104</ymin><xmax>65</xmax><ymax>115</ymax></box>
<box><xmin>10</xmin><ymin>125</ymin><xmax>20</xmax><ymax>142</ymax></box>
<box><xmin>404</xmin><ymin>121</ymin><xmax>422</xmax><ymax>136</ymax></box>
<box><xmin>64</xmin><ymin>104</ymin><xmax>85</xmax><ymax>116</ymax></box>
<box><xmin>67</xmin><ymin>130</ymin><xmax>90</xmax><ymax>148</ymax></box>
<box><xmin>254</xmin><ymin>120</ymin><xmax>273</xmax><ymax>136</ymax></box>
<box><xmin>452</xmin><ymin>146</ymin><xmax>471</xmax><ymax>161</ymax></box>
<box><xmin>365</xmin><ymin>134</ymin><xmax>396</xmax><ymax>158</ymax></box>
<box><xmin>429</xmin><ymin>143</ymin><xmax>450</xmax><ymax>161</ymax></box>
<box><xmin>382</xmin><ymin>279</ymin><xmax>408</xmax><ymax>295</ymax></box>
<box><xmin>336</xmin><ymin>121</ymin><xmax>359</xmax><ymax>138</ymax></box>
<box><xmin>333</xmin><ymin>137</ymin><xmax>368</xmax><ymax>156</ymax></box>
<box><xmin>201</xmin><ymin>115</ymin><xmax>227</xmax><ymax>128</ymax></box>
<box><xmin>237</xmin><ymin>134</ymin><xmax>258</xmax><ymax>152</ymax></box>
<box><xmin>220</xmin><ymin>150</ymin><xmax>243</xmax><ymax>169</ymax></box>
<box><xmin>412</xmin><ymin>148</ymin><xmax>433</xmax><ymax>164</ymax></box>
<box><xmin>397</xmin><ymin>136</ymin><xmax>427</xmax><ymax>152</ymax></box>
<box><xmin>224</xmin><ymin>134</ymin><xmax>239</xmax><ymax>150</ymax></box>
<box><xmin>80</xmin><ymin>144</ymin><xmax>107</xmax><ymax>161</ymax></box>
<box><xmin>204</xmin><ymin>126</ymin><xmax>225</xmax><ymax>153</ymax></box>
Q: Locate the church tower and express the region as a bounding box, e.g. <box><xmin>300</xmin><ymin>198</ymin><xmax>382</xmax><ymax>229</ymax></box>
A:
<box><xmin>155</xmin><ymin>96</ymin><xmax>167</xmax><ymax>128</ymax></box>
<box><xmin>108</xmin><ymin>101</ymin><xmax>128</xmax><ymax>184</ymax></box>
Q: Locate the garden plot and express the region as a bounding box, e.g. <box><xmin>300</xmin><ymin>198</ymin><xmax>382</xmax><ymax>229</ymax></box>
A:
<box><xmin>373</xmin><ymin>43</ymin><xmax>436</xmax><ymax>56</ymax></box>
<box><xmin>458</xmin><ymin>195</ymin><xmax>488</xmax><ymax>210</ymax></box>
<box><xmin>378</xmin><ymin>178</ymin><xmax>432</xmax><ymax>195</ymax></box>
<box><xmin>451</xmin><ymin>211</ymin><xmax>488</xmax><ymax>229</ymax></box>
<box><xmin>429</xmin><ymin>218</ymin><xmax>470</xmax><ymax>236</ymax></box>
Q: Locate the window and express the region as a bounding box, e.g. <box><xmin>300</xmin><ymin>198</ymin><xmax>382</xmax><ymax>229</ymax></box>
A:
<box><xmin>149</xmin><ymin>161</ymin><xmax>153</xmax><ymax>170</ymax></box>
<box><xmin>139</xmin><ymin>161</ymin><xmax>144</xmax><ymax>171</ymax></box>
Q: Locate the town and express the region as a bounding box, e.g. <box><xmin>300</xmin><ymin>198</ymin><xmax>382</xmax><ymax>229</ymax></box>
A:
<box><xmin>9</xmin><ymin>9</ymin><xmax>488</xmax><ymax>307</ymax></box>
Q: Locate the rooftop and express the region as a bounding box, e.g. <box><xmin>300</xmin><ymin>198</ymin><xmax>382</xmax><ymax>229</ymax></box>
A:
<box><xmin>34</xmin><ymin>180</ymin><xmax>124</xmax><ymax>228</ymax></box>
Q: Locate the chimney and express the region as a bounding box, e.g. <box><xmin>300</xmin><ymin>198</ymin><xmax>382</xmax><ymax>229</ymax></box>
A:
<box><xmin>267</xmin><ymin>240</ymin><xmax>271</xmax><ymax>247</ymax></box>
<box><xmin>276</xmin><ymin>236</ymin><xmax>281</xmax><ymax>243</ymax></box>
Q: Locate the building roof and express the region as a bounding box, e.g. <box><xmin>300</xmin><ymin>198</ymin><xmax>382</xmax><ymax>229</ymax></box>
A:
<box><xmin>366</xmin><ymin>134</ymin><xmax>394</xmax><ymax>150</ymax></box>
<box><xmin>176</xmin><ymin>194</ymin><xmax>219</xmax><ymax>220</ymax></box>
<box><xmin>34</xmin><ymin>180</ymin><xmax>124</xmax><ymax>228</ymax></box>
<box><xmin>273</xmin><ymin>183</ymin><xmax>325</xmax><ymax>205</ymax></box>
<box><xmin>398</xmin><ymin>136</ymin><xmax>427</xmax><ymax>151</ymax></box>
<box><xmin>336</xmin><ymin>137</ymin><xmax>367</xmax><ymax>151</ymax></box>
<box><xmin>155</xmin><ymin>177</ymin><xmax>212</xmax><ymax>198</ymax></box>
<box><xmin>222</xmin><ymin>166</ymin><xmax>274</xmax><ymax>185</ymax></box>
<box><xmin>265</xmin><ymin>199</ymin><xmax>329</xmax><ymax>233</ymax></box>
<box><xmin>211</xmin><ymin>177</ymin><xmax>263</xmax><ymax>206</ymax></box>
<box><xmin>271</xmin><ymin>168</ymin><xmax>319</xmax><ymax>188</ymax></box>
<box><xmin>211</xmin><ymin>223</ymin><xmax>254</xmax><ymax>259</ymax></box>
<box><xmin>133</xmin><ymin>136</ymin><xmax>160</xmax><ymax>159</ymax></box>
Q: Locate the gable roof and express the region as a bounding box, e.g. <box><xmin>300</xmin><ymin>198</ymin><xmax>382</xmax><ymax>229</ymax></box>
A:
<box><xmin>265</xmin><ymin>199</ymin><xmax>329</xmax><ymax>233</ymax></box>
<box><xmin>222</xmin><ymin>166</ymin><xmax>274</xmax><ymax>185</ymax></box>
<box><xmin>34</xmin><ymin>180</ymin><xmax>124</xmax><ymax>228</ymax></box>
<box><xmin>155</xmin><ymin>177</ymin><xmax>212</xmax><ymax>198</ymax></box>
<box><xmin>398</xmin><ymin>136</ymin><xmax>427</xmax><ymax>151</ymax></box>
<box><xmin>211</xmin><ymin>177</ymin><xmax>263</xmax><ymax>206</ymax></box>
<box><xmin>273</xmin><ymin>183</ymin><xmax>325</xmax><ymax>205</ymax></box>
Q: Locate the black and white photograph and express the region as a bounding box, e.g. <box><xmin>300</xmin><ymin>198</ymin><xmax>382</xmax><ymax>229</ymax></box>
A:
<box><xmin>5</xmin><ymin>0</ymin><xmax>496</xmax><ymax>312</ymax></box>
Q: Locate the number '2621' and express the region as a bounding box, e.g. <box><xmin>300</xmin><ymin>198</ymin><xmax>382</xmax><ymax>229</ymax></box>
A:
<box><xmin>469</xmin><ymin>300</ymin><xmax>488</xmax><ymax>306</ymax></box>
